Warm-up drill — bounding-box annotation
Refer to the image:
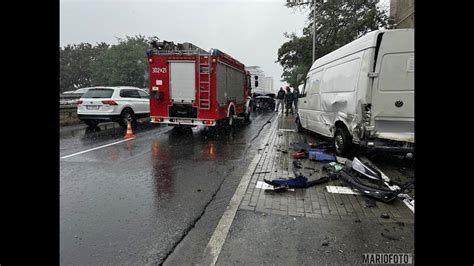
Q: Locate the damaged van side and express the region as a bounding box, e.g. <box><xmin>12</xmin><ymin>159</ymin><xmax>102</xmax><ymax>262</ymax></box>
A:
<box><xmin>296</xmin><ymin>29</ymin><xmax>414</xmax><ymax>156</ymax></box>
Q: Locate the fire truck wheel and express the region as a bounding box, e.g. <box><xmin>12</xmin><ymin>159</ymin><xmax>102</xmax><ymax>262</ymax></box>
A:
<box><xmin>119</xmin><ymin>109</ymin><xmax>136</xmax><ymax>129</ymax></box>
<box><xmin>244</xmin><ymin>113</ymin><xmax>251</xmax><ymax>123</ymax></box>
<box><xmin>227</xmin><ymin>109</ymin><xmax>235</xmax><ymax>127</ymax></box>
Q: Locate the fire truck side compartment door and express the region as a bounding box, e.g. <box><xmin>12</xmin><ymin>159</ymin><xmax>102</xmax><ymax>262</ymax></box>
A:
<box><xmin>169</xmin><ymin>61</ymin><xmax>196</xmax><ymax>102</ymax></box>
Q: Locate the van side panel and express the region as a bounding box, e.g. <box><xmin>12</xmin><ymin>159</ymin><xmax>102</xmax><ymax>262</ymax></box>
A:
<box><xmin>304</xmin><ymin>69</ymin><xmax>324</xmax><ymax>135</ymax></box>
<box><xmin>318</xmin><ymin>51</ymin><xmax>364</xmax><ymax>137</ymax></box>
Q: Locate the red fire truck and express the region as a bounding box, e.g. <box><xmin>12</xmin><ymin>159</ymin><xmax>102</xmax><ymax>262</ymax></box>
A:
<box><xmin>146</xmin><ymin>41</ymin><xmax>252</xmax><ymax>127</ymax></box>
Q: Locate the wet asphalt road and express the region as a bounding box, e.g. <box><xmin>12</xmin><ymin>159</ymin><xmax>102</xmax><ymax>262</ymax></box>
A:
<box><xmin>60</xmin><ymin>112</ymin><xmax>275</xmax><ymax>265</ymax></box>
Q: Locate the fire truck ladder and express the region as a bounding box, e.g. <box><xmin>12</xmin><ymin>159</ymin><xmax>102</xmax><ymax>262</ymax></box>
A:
<box><xmin>198</xmin><ymin>51</ymin><xmax>211</xmax><ymax>110</ymax></box>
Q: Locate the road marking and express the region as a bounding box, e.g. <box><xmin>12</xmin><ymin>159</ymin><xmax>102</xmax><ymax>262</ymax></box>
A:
<box><xmin>60</xmin><ymin>137</ymin><xmax>135</xmax><ymax>159</ymax></box>
<box><xmin>203</xmin><ymin>116</ymin><xmax>277</xmax><ymax>265</ymax></box>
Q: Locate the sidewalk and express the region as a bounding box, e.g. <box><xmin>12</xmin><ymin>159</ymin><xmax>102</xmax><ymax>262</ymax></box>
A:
<box><xmin>211</xmin><ymin>112</ymin><xmax>414</xmax><ymax>265</ymax></box>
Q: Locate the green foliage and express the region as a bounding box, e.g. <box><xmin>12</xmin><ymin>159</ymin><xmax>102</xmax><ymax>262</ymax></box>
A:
<box><xmin>91</xmin><ymin>35</ymin><xmax>151</xmax><ymax>88</ymax></box>
<box><xmin>60</xmin><ymin>42</ymin><xmax>109</xmax><ymax>92</ymax></box>
<box><xmin>277</xmin><ymin>0</ymin><xmax>393</xmax><ymax>88</ymax></box>
<box><xmin>60</xmin><ymin>35</ymin><xmax>158</xmax><ymax>92</ymax></box>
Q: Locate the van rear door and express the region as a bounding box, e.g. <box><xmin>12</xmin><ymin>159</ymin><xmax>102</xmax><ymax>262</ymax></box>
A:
<box><xmin>169</xmin><ymin>61</ymin><xmax>196</xmax><ymax>103</ymax></box>
<box><xmin>371</xmin><ymin>29</ymin><xmax>414</xmax><ymax>143</ymax></box>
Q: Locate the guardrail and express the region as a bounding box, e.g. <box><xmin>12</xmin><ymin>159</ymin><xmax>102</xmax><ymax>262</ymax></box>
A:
<box><xmin>60</xmin><ymin>104</ymin><xmax>77</xmax><ymax>118</ymax></box>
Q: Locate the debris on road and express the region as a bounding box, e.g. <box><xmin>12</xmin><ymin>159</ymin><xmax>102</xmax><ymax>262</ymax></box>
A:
<box><xmin>381</xmin><ymin>232</ymin><xmax>400</xmax><ymax>241</ymax></box>
<box><xmin>396</xmin><ymin>221</ymin><xmax>405</xmax><ymax>227</ymax></box>
<box><xmin>256</xmin><ymin>181</ymin><xmax>294</xmax><ymax>192</ymax></box>
<box><xmin>290</xmin><ymin>142</ymin><xmax>311</xmax><ymax>152</ymax></box>
<box><xmin>322</xmin><ymin>162</ymin><xmax>345</xmax><ymax>175</ymax></box>
<box><xmin>336</xmin><ymin>158</ymin><xmax>414</xmax><ymax>203</ymax></box>
<box><xmin>308</xmin><ymin>149</ymin><xmax>336</xmax><ymax>162</ymax></box>
<box><xmin>380</xmin><ymin>213</ymin><xmax>390</xmax><ymax>219</ymax></box>
<box><xmin>364</xmin><ymin>197</ymin><xmax>377</xmax><ymax>208</ymax></box>
<box><xmin>321</xmin><ymin>240</ymin><xmax>329</xmax><ymax>246</ymax></box>
<box><xmin>290</xmin><ymin>151</ymin><xmax>306</xmax><ymax>159</ymax></box>
<box><xmin>311</xmin><ymin>141</ymin><xmax>333</xmax><ymax>150</ymax></box>
<box><xmin>293</xmin><ymin>160</ymin><xmax>302</xmax><ymax>169</ymax></box>
<box><xmin>264</xmin><ymin>173</ymin><xmax>336</xmax><ymax>189</ymax></box>
<box><xmin>351</xmin><ymin>157</ymin><xmax>382</xmax><ymax>180</ymax></box>
<box><xmin>326</xmin><ymin>186</ymin><xmax>361</xmax><ymax>195</ymax></box>
<box><xmin>264</xmin><ymin>175</ymin><xmax>308</xmax><ymax>188</ymax></box>
<box><xmin>398</xmin><ymin>193</ymin><xmax>415</xmax><ymax>213</ymax></box>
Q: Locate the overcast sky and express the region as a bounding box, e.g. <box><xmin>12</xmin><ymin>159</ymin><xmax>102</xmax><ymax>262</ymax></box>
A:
<box><xmin>60</xmin><ymin>0</ymin><xmax>311</xmax><ymax>91</ymax></box>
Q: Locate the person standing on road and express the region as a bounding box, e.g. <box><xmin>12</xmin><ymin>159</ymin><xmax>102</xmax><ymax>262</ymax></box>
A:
<box><xmin>275</xmin><ymin>87</ymin><xmax>285</xmax><ymax>112</ymax></box>
<box><xmin>284</xmin><ymin>86</ymin><xmax>294</xmax><ymax>115</ymax></box>
<box><xmin>293</xmin><ymin>86</ymin><xmax>300</xmax><ymax>114</ymax></box>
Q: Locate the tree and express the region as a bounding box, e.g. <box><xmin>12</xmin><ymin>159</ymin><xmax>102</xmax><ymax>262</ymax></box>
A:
<box><xmin>90</xmin><ymin>35</ymin><xmax>152</xmax><ymax>88</ymax></box>
<box><xmin>277</xmin><ymin>0</ymin><xmax>393</xmax><ymax>88</ymax></box>
<box><xmin>59</xmin><ymin>42</ymin><xmax>109</xmax><ymax>92</ymax></box>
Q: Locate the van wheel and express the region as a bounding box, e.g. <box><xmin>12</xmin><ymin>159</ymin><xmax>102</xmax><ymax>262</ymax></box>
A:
<box><xmin>334</xmin><ymin>127</ymin><xmax>353</xmax><ymax>157</ymax></box>
<box><xmin>296</xmin><ymin>116</ymin><xmax>304</xmax><ymax>132</ymax></box>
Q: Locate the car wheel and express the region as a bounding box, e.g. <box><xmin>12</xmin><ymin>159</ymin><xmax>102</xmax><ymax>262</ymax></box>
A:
<box><xmin>119</xmin><ymin>109</ymin><xmax>136</xmax><ymax>129</ymax></box>
<box><xmin>334</xmin><ymin>127</ymin><xmax>353</xmax><ymax>157</ymax></box>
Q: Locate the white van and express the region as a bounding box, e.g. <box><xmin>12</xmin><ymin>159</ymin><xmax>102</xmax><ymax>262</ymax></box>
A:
<box><xmin>296</xmin><ymin>29</ymin><xmax>414</xmax><ymax>156</ymax></box>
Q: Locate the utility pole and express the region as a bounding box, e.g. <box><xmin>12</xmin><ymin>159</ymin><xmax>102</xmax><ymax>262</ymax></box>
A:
<box><xmin>287</xmin><ymin>0</ymin><xmax>324</xmax><ymax>62</ymax></box>
<box><xmin>312</xmin><ymin>0</ymin><xmax>316</xmax><ymax>62</ymax></box>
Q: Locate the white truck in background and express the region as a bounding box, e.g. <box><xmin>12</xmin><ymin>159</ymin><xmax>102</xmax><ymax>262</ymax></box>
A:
<box><xmin>296</xmin><ymin>29</ymin><xmax>414</xmax><ymax>156</ymax></box>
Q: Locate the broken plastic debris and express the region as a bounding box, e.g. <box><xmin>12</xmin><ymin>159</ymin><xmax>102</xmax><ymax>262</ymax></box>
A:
<box><xmin>326</xmin><ymin>186</ymin><xmax>361</xmax><ymax>195</ymax></box>
<box><xmin>350</xmin><ymin>157</ymin><xmax>382</xmax><ymax>180</ymax></box>
<box><xmin>308</xmin><ymin>149</ymin><xmax>336</xmax><ymax>161</ymax></box>
<box><xmin>380</xmin><ymin>213</ymin><xmax>390</xmax><ymax>219</ymax></box>
<box><xmin>337</xmin><ymin>169</ymin><xmax>412</xmax><ymax>203</ymax></box>
<box><xmin>364</xmin><ymin>197</ymin><xmax>377</xmax><ymax>208</ymax></box>
<box><xmin>328</xmin><ymin>162</ymin><xmax>344</xmax><ymax>171</ymax></box>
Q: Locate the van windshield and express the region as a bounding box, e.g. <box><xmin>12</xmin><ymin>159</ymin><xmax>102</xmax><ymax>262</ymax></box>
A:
<box><xmin>82</xmin><ymin>89</ymin><xmax>114</xmax><ymax>98</ymax></box>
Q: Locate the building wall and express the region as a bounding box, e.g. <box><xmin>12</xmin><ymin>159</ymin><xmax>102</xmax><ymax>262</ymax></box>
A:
<box><xmin>390</xmin><ymin>0</ymin><xmax>414</xmax><ymax>29</ymax></box>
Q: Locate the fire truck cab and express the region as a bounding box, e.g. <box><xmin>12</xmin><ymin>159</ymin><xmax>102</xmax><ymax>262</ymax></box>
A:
<box><xmin>146</xmin><ymin>41</ymin><xmax>252</xmax><ymax>127</ymax></box>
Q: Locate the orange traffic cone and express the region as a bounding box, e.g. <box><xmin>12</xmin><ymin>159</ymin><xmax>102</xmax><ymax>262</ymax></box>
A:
<box><xmin>124</xmin><ymin>120</ymin><xmax>136</xmax><ymax>139</ymax></box>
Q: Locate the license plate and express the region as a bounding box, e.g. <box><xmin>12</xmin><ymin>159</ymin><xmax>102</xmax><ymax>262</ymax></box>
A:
<box><xmin>87</xmin><ymin>105</ymin><xmax>100</xmax><ymax>110</ymax></box>
<box><xmin>176</xmin><ymin>119</ymin><xmax>193</xmax><ymax>124</ymax></box>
